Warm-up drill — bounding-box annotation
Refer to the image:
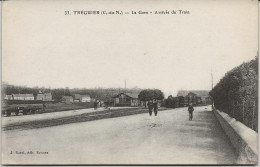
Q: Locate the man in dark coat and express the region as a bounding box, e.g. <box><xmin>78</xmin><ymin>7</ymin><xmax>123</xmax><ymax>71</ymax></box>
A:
<box><xmin>147</xmin><ymin>100</ymin><xmax>153</xmax><ymax>116</ymax></box>
<box><xmin>94</xmin><ymin>100</ymin><xmax>98</xmax><ymax>110</ymax></box>
<box><xmin>188</xmin><ymin>103</ymin><xmax>194</xmax><ymax>120</ymax></box>
<box><xmin>153</xmin><ymin>99</ymin><xmax>158</xmax><ymax>116</ymax></box>
<box><xmin>42</xmin><ymin>103</ymin><xmax>46</xmax><ymax>111</ymax></box>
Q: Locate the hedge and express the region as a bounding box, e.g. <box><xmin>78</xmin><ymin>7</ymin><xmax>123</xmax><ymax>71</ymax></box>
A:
<box><xmin>209</xmin><ymin>56</ymin><xmax>258</xmax><ymax>131</ymax></box>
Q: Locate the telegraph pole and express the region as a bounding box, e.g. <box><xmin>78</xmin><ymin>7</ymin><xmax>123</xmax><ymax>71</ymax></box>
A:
<box><xmin>124</xmin><ymin>80</ymin><xmax>126</xmax><ymax>104</ymax></box>
<box><xmin>211</xmin><ymin>70</ymin><xmax>213</xmax><ymax>89</ymax></box>
<box><xmin>211</xmin><ymin>70</ymin><xmax>214</xmax><ymax>107</ymax></box>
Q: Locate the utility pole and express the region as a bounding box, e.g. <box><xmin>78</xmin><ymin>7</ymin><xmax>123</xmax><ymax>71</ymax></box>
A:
<box><xmin>124</xmin><ymin>80</ymin><xmax>127</xmax><ymax>105</ymax></box>
<box><xmin>211</xmin><ymin>70</ymin><xmax>213</xmax><ymax>89</ymax></box>
<box><xmin>211</xmin><ymin>70</ymin><xmax>214</xmax><ymax>107</ymax></box>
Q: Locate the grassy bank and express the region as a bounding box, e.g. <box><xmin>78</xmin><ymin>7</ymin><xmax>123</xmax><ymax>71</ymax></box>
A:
<box><xmin>2</xmin><ymin>107</ymin><xmax>169</xmax><ymax>131</ymax></box>
<box><xmin>44</xmin><ymin>102</ymin><xmax>93</xmax><ymax>113</ymax></box>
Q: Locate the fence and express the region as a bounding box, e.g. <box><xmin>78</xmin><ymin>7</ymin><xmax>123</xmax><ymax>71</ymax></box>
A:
<box><xmin>220</xmin><ymin>99</ymin><xmax>258</xmax><ymax>132</ymax></box>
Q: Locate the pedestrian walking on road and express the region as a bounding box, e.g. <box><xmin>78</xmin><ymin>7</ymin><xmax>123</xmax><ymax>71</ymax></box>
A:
<box><xmin>94</xmin><ymin>100</ymin><xmax>98</xmax><ymax>110</ymax></box>
<box><xmin>153</xmin><ymin>99</ymin><xmax>158</xmax><ymax>116</ymax></box>
<box><xmin>148</xmin><ymin>100</ymin><xmax>153</xmax><ymax>116</ymax></box>
<box><xmin>188</xmin><ymin>103</ymin><xmax>194</xmax><ymax>120</ymax></box>
<box><xmin>42</xmin><ymin>103</ymin><xmax>46</xmax><ymax>111</ymax></box>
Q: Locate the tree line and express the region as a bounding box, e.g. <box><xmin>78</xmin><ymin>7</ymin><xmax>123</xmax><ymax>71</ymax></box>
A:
<box><xmin>2</xmin><ymin>84</ymin><xmax>165</xmax><ymax>104</ymax></box>
<box><xmin>138</xmin><ymin>89</ymin><xmax>164</xmax><ymax>102</ymax></box>
<box><xmin>2</xmin><ymin>83</ymin><xmax>144</xmax><ymax>102</ymax></box>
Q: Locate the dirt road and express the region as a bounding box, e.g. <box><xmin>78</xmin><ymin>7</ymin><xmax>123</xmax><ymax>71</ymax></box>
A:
<box><xmin>2</xmin><ymin>105</ymin><xmax>237</xmax><ymax>165</ymax></box>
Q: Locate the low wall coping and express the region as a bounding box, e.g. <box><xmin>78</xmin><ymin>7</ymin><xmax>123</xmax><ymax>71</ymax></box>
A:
<box><xmin>213</xmin><ymin>108</ymin><xmax>258</xmax><ymax>164</ymax></box>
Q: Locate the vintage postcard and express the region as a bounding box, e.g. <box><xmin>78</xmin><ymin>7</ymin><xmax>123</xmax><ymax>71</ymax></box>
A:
<box><xmin>1</xmin><ymin>0</ymin><xmax>258</xmax><ymax>165</ymax></box>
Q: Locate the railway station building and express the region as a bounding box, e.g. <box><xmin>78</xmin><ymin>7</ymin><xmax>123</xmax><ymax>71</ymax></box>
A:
<box><xmin>112</xmin><ymin>93</ymin><xmax>139</xmax><ymax>107</ymax></box>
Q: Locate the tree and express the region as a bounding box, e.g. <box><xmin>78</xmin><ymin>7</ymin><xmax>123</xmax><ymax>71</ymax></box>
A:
<box><xmin>138</xmin><ymin>89</ymin><xmax>164</xmax><ymax>107</ymax></box>
<box><xmin>64</xmin><ymin>87</ymin><xmax>71</xmax><ymax>96</ymax></box>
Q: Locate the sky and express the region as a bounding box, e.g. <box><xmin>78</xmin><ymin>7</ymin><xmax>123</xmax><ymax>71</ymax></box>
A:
<box><xmin>2</xmin><ymin>0</ymin><xmax>258</xmax><ymax>96</ymax></box>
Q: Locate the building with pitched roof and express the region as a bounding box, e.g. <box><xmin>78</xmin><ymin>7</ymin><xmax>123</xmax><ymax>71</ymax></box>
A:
<box><xmin>177</xmin><ymin>90</ymin><xmax>211</xmax><ymax>105</ymax></box>
<box><xmin>4</xmin><ymin>95</ymin><xmax>13</xmax><ymax>100</ymax></box>
<box><xmin>61</xmin><ymin>96</ymin><xmax>73</xmax><ymax>103</ymax></box>
<box><xmin>73</xmin><ymin>94</ymin><xmax>91</xmax><ymax>102</ymax></box>
<box><xmin>12</xmin><ymin>94</ymin><xmax>34</xmax><ymax>100</ymax></box>
<box><xmin>36</xmin><ymin>93</ymin><xmax>52</xmax><ymax>101</ymax></box>
<box><xmin>112</xmin><ymin>92</ymin><xmax>139</xmax><ymax>107</ymax></box>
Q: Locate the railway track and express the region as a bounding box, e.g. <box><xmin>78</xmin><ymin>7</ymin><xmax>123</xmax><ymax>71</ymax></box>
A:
<box><xmin>2</xmin><ymin>108</ymin><xmax>168</xmax><ymax>131</ymax></box>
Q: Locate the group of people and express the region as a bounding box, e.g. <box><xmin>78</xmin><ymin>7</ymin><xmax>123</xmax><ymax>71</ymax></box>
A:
<box><xmin>147</xmin><ymin>99</ymin><xmax>158</xmax><ymax>116</ymax></box>
<box><xmin>147</xmin><ymin>100</ymin><xmax>195</xmax><ymax>121</ymax></box>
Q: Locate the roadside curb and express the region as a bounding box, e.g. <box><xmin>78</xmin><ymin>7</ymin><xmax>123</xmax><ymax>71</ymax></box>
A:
<box><xmin>213</xmin><ymin>107</ymin><xmax>258</xmax><ymax>164</ymax></box>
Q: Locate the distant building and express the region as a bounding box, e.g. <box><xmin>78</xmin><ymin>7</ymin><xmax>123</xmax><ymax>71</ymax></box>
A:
<box><xmin>4</xmin><ymin>95</ymin><xmax>13</xmax><ymax>100</ymax></box>
<box><xmin>96</xmin><ymin>96</ymin><xmax>114</xmax><ymax>107</ymax></box>
<box><xmin>12</xmin><ymin>94</ymin><xmax>34</xmax><ymax>101</ymax></box>
<box><xmin>61</xmin><ymin>96</ymin><xmax>73</xmax><ymax>103</ymax></box>
<box><xmin>36</xmin><ymin>93</ymin><xmax>52</xmax><ymax>101</ymax></box>
<box><xmin>44</xmin><ymin>93</ymin><xmax>52</xmax><ymax>101</ymax></box>
<box><xmin>112</xmin><ymin>93</ymin><xmax>139</xmax><ymax>107</ymax></box>
<box><xmin>81</xmin><ymin>95</ymin><xmax>91</xmax><ymax>102</ymax></box>
<box><xmin>184</xmin><ymin>92</ymin><xmax>201</xmax><ymax>106</ymax></box>
<box><xmin>177</xmin><ymin>90</ymin><xmax>211</xmax><ymax>106</ymax></box>
<box><xmin>37</xmin><ymin>94</ymin><xmax>44</xmax><ymax>100</ymax></box>
<box><xmin>73</xmin><ymin>94</ymin><xmax>91</xmax><ymax>102</ymax></box>
<box><xmin>177</xmin><ymin>96</ymin><xmax>185</xmax><ymax>107</ymax></box>
<box><xmin>73</xmin><ymin>94</ymin><xmax>81</xmax><ymax>102</ymax></box>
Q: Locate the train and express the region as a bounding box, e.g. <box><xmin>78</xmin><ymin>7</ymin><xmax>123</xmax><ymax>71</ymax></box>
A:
<box><xmin>165</xmin><ymin>95</ymin><xmax>211</xmax><ymax>108</ymax></box>
<box><xmin>2</xmin><ymin>100</ymin><xmax>45</xmax><ymax>117</ymax></box>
